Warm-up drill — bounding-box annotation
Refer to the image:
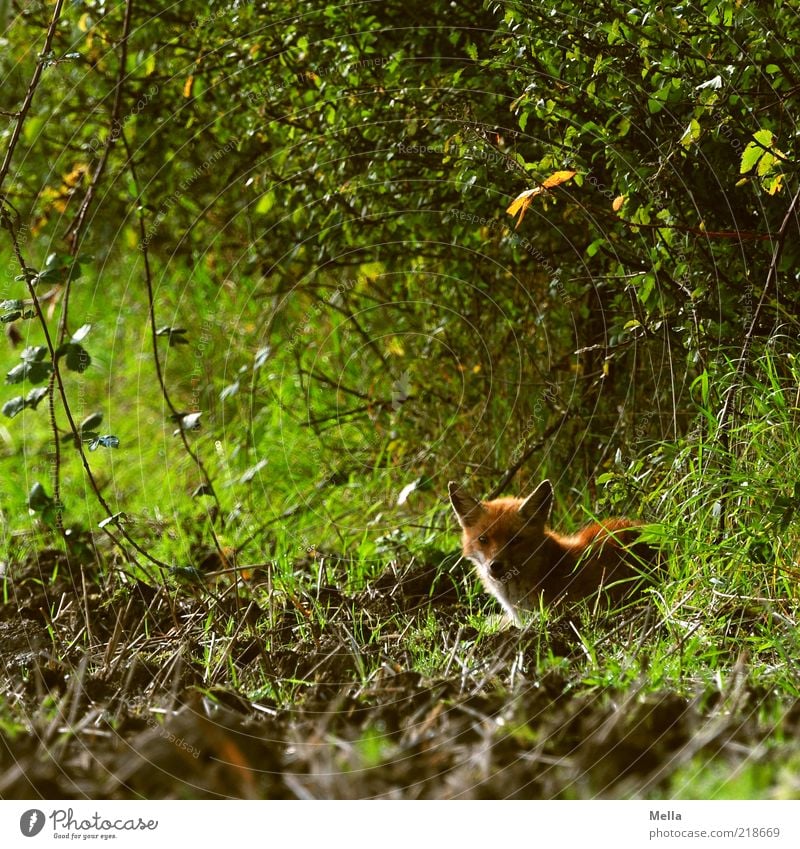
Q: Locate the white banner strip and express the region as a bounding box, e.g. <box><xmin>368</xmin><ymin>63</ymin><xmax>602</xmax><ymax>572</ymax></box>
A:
<box><xmin>1</xmin><ymin>800</ymin><xmax>798</xmax><ymax>848</ymax></box>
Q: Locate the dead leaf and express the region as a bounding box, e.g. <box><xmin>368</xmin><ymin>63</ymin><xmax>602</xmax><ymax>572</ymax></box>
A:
<box><xmin>506</xmin><ymin>170</ymin><xmax>577</xmax><ymax>227</ymax></box>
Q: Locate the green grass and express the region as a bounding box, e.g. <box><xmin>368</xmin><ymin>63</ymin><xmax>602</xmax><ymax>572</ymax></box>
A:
<box><xmin>2</xmin><ymin>251</ymin><xmax>800</xmax><ymax>798</ymax></box>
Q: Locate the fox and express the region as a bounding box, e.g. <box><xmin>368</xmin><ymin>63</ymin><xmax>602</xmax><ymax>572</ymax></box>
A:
<box><xmin>448</xmin><ymin>479</ymin><xmax>657</xmax><ymax>624</ymax></box>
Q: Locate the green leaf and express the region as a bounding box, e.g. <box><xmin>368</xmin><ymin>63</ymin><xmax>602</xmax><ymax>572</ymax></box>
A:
<box><xmin>740</xmin><ymin>142</ymin><xmax>762</xmax><ymax>174</ymax></box>
<box><xmin>79</xmin><ymin>411</ymin><xmax>103</xmax><ymax>432</ymax></box>
<box><xmin>21</xmin><ymin>346</ymin><xmax>48</xmax><ymax>363</ymax></box>
<box><xmin>740</xmin><ymin>130</ymin><xmax>774</xmax><ymax>174</ymax></box>
<box><xmin>56</xmin><ymin>342</ymin><xmax>91</xmax><ymax>372</ymax></box>
<box><xmin>752</xmin><ymin>129</ymin><xmax>774</xmax><ymax>147</ymax></box>
<box><xmin>71</xmin><ymin>323</ymin><xmax>92</xmax><ymax>343</ymax></box>
<box><xmin>28</xmin><ymin>482</ymin><xmax>53</xmax><ymax>511</ymax></box>
<box><xmin>2</xmin><ymin>397</ymin><xmax>26</xmax><ymax>418</ymax></box>
<box><xmin>5</xmin><ymin>387</ymin><xmax>50</xmax><ymax>417</ymax></box>
<box><xmin>6</xmin><ymin>359</ymin><xmax>53</xmax><ymax>384</ymax></box>
<box><xmin>680</xmin><ymin>118</ymin><xmax>701</xmax><ymax>148</ymax></box>
<box><xmin>25</xmin><ymin>387</ymin><xmax>49</xmax><ymax>409</ymax></box>
<box><xmin>256</xmin><ymin>192</ymin><xmax>275</xmax><ymax>214</ymax></box>
<box><xmin>87</xmin><ymin>434</ymin><xmax>120</xmax><ymax>451</ymax></box>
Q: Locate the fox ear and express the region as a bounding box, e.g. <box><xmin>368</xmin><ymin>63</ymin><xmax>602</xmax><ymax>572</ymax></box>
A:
<box><xmin>518</xmin><ymin>479</ymin><xmax>553</xmax><ymax>525</ymax></box>
<box><xmin>448</xmin><ymin>481</ymin><xmax>485</xmax><ymax>528</ymax></box>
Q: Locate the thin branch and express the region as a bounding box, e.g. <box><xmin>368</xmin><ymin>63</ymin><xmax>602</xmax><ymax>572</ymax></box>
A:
<box><xmin>0</xmin><ymin>0</ymin><xmax>65</xmax><ymax>192</ymax></box>
<box><xmin>713</xmin><ymin>182</ymin><xmax>800</xmax><ymax>534</ymax></box>
<box><xmin>716</xmin><ymin>182</ymin><xmax>800</xmax><ymax>440</ymax></box>
<box><xmin>488</xmin><ymin>408</ymin><xmax>573</xmax><ymax>499</ymax></box>
<box><xmin>0</xmin><ymin>204</ymin><xmax>170</xmax><ymax>575</ymax></box>
<box><xmin>65</xmin><ymin>0</ymin><xmax>135</xmax><ymax>251</ymax></box>
<box><xmin>120</xmin><ymin>130</ymin><xmax>222</xmax><ymax>516</ymax></box>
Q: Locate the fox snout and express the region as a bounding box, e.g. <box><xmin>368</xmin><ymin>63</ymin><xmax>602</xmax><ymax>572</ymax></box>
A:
<box><xmin>487</xmin><ymin>558</ymin><xmax>512</xmax><ymax>581</ymax></box>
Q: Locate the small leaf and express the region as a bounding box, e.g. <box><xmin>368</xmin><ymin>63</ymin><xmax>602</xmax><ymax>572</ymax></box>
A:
<box><xmin>679</xmin><ymin>118</ymin><xmax>701</xmax><ymax>148</ymax></box>
<box><xmin>6</xmin><ymin>387</ymin><xmax>49</xmax><ymax>420</ymax></box>
<box><xmin>765</xmin><ymin>174</ymin><xmax>784</xmax><ymax>195</ymax></box>
<box><xmin>253</xmin><ymin>346</ymin><xmax>271</xmax><ymax>369</ymax></box>
<box><xmin>179</xmin><ymin>412</ymin><xmax>202</xmax><ymax>431</ymax></box>
<box><xmin>220</xmin><ymin>381</ymin><xmax>239</xmax><ymax>401</ymax></box>
<box><xmin>21</xmin><ymin>346</ymin><xmax>48</xmax><ymax>363</ymax></box>
<box><xmin>540</xmin><ymin>169</ymin><xmax>577</xmax><ymax>190</ymax></box>
<box><xmin>28</xmin><ymin>482</ymin><xmax>53</xmax><ymax>511</ymax></box>
<box><xmin>753</xmin><ymin>128</ymin><xmax>775</xmax><ymax>147</ymax></box>
<box><xmin>56</xmin><ymin>342</ymin><xmax>91</xmax><ymax>372</ymax></box>
<box><xmin>88</xmin><ymin>434</ymin><xmax>120</xmax><ymax>451</ymax></box>
<box><xmin>506</xmin><ymin>171</ymin><xmax>576</xmax><ymax>228</ymax></box>
<box><xmin>6</xmin><ymin>359</ymin><xmax>52</xmax><ymax>384</ymax></box>
<box><xmin>740</xmin><ymin>142</ymin><xmax>762</xmax><ymax>174</ymax></box>
<box><xmin>696</xmin><ymin>75</ymin><xmax>723</xmax><ymax>91</ymax></box>
<box><xmin>397</xmin><ymin>479</ymin><xmax>419</xmax><ymax>505</ymax></box>
<box><xmin>79</xmin><ymin>411</ymin><xmax>103</xmax><ymax>432</ymax></box>
<box><xmin>255</xmin><ymin>193</ymin><xmax>275</xmax><ymax>215</ymax></box>
<box><xmin>25</xmin><ymin>387</ymin><xmax>49</xmax><ymax>409</ymax></box>
<box><xmin>2</xmin><ymin>396</ymin><xmax>26</xmax><ymax>418</ymax></box>
<box><xmin>98</xmin><ymin>511</ymin><xmax>129</xmax><ymax>528</ymax></box>
<box><xmin>71</xmin><ymin>323</ymin><xmax>92</xmax><ymax>343</ymax></box>
<box><xmin>240</xmin><ymin>458</ymin><xmax>268</xmax><ymax>483</ymax></box>
<box><xmin>156</xmin><ymin>326</ymin><xmax>189</xmax><ymax>346</ymax></box>
<box><xmin>612</xmin><ymin>195</ymin><xmax>626</xmax><ymax>212</ymax></box>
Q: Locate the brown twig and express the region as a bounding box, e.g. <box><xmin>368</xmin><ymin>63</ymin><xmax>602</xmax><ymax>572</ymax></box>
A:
<box><xmin>0</xmin><ymin>205</ymin><xmax>171</xmax><ymax>575</ymax></box>
<box><xmin>119</xmin><ymin>130</ymin><xmax>222</xmax><ymax>518</ymax></box>
<box><xmin>0</xmin><ymin>0</ymin><xmax>65</xmax><ymax>192</ymax></box>
<box><xmin>65</xmin><ymin>0</ymin><xmax>134</xmax><ymax>251</ymax></box>
<box><xmin>488</xmin><ymin>408</ymin><xmax>573</xmax><ymax>499</ymax></box>
<box><xmin>714</xmin><ymin>181</ymin><xmax>800</xmax><ymax>530</ymax></box>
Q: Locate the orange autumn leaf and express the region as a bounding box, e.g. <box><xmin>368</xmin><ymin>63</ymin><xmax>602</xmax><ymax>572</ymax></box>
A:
<box><xmin>612</xmin><ymin>195</ymin><xmax>626</xmax><ymax>212</ymax></box>
<box><xmin>540</xmin><ymin>169</ymin><xmax>577</xmax><ymax>190</ymax></box>
<box><xmin>183</xmin><ymin>75</ymin><xmax>194</xmax><ymax>98</ymax></box>
<box><xmin>506</xmin><ymin>170</ymin><xmax>577</xmax><ymax>228</ymax></box>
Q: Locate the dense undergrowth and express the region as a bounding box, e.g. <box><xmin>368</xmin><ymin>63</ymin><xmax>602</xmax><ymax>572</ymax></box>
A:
<box><xmin>1</xmin><ymin>302</ymin><xmax>799</xmax><ymax>797</ymax></box>
<box><xmin>2</xmin><ymin>0</ymin><xmax>800</xmax><ymax>800</ymax></box>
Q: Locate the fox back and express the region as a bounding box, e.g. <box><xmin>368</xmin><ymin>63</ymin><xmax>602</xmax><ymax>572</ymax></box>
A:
<box><xmin>448</xmin><ymin>480</ymin><xmax>657</xmax><ymax>623</ymax></box>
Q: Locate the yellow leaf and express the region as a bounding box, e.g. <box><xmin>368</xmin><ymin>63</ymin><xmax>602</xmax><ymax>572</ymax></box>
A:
<box><xmin>472</xmin><ymin>364</ymin><xmax>481</xmax><ymax>374</ymax></box>
<box><xmin>183</xmin><ymin>75</ymin><xmax>194</xmax><ymax>98</ymax></box>
<box><xmin>612</xmin><ymin>195</ymin><xmax>626</xmax><ymax>212</ymax></box>
<box><xmin>766</xmin><ymin>174</ymin><xmax>784</xmax><ymax>195</ymax></box>
<box><xmin>541</xmin><ymin>169</ymin><xmax>577</xmax><ymax>189</ymax></box>
<box><xmin>506</xmin><ymin>187</ymin><xmax>539</xmax><ymax>215</ymax></box>
<box><xmin>506</xmin><ymin>170</ymin><xmax>577</xmax><ymax>228</ymax></box>
<box><xmin>64</xmin><ymin>164</ymin><xmax>87</xmax><ymax>187</ymax></box>
<box><xmin>506</xmin><ymin>187</ymin><xmax>538</xmax><ymax>227</ymax></box>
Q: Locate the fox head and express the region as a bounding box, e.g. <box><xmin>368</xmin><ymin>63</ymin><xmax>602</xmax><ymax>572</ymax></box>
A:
<box><xmin>448</xmin><ymin>480</ymin><xmax>555</xmax><ymax>619</ymax></box>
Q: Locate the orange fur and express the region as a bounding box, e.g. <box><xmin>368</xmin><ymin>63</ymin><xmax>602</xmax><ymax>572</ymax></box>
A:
<box><xmin>449</xmin><ymin>480</ymin><xmax>657</xmax><ymax>623</ymax></box>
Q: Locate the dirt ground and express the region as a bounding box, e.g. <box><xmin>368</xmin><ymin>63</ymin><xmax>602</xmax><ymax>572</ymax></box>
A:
<box><xmin>1</xmin><ymin>545</ymin><xmax>797</xmax><ymax>799</ymax></box>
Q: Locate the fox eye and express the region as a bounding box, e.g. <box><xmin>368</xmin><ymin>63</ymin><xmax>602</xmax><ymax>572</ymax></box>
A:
<box><xmin>478</xmin><ymin>534</ymin><xmax>489</xmax><ymax>544</ymax></box>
